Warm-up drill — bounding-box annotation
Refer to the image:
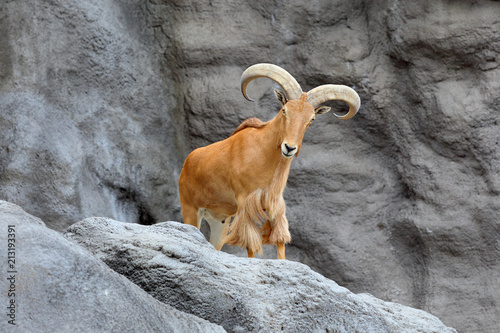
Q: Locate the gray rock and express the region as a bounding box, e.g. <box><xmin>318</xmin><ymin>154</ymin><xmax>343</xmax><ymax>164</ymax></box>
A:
<box><xmin>153</xmin><ymin>2</ymin><xmax>500</xmax><ymax>332</ymax></box>
<box><xmin>66</xmin><ymin>217</ymin><xmax>457</xmax><ymax>333</ymax></box>
<box><xmin>0</xmin><ymin>201</ymin><xmax>226</xmax><ymax>333</ymax></box>
<box><xmin>0</xmin><ymin>0</ymin><xmax>185</xmax><ymax>231</ymax></box>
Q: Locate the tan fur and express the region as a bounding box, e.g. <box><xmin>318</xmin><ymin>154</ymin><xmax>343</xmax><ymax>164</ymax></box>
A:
<box><xmin>232</xmin><ymin>118</ymin><xmax>268</xmax><ymax>136</ymax></box>
<box><xmin>178</xmin><ymin>92</ymin><xmax>316</xmax><ymax>259</ymax></box>
<box><xmin>224</xmin><ymin>159</ymin><xmax>292</xmax><ymax>254</ymax></box>
<box><xmin>224</xmin><ymin>188</ymin><xmax>266</xmax><ymax>253</ymax></box>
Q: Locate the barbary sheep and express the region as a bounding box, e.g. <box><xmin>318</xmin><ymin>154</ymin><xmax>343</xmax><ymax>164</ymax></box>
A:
<box><xmin>179</xmin><ymin>63</ymin><xmax>360</xmax><ymax>259</ymax></box>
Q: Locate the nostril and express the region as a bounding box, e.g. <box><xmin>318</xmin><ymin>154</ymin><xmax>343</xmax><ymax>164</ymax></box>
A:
<box><xmin>284</xmin><ymin>144</ymin><xmax>296</xmax><ymax>153</ymax></box>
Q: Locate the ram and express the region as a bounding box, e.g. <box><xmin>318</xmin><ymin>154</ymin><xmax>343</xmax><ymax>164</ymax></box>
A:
<box><xmin>178</xmin><ymin>63</ymin><xmax>360</xmax><ymax>259</ymax></box>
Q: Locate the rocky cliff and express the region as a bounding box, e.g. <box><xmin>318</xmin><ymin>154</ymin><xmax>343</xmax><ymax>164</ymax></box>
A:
<box><xmin>0</xmin><ymin>201</ymin><xmax>455</xmax><ymax>332</ymax></box>
<box><xmin>0</xmin><ymin>201</ymin><xmax>225</xmax><ymax>332</ymax></box>
<box><xmin>1</xmin><ymin>1</ymin><xmax>499</xmax><ymax>332</ymax></box>
<box><xmin>66</xmin><ymin>214</ymin><xmax>457</xmax><ymax>333</ymax></box>
<box><xmin>0</xmin><ymin>0</ymin><xmax>184</xmax><ymax>229</ymax></box>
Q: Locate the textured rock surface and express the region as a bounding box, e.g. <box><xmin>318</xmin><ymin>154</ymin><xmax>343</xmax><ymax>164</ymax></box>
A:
<box><xmin>154</xmin><ymin>2</ymin><xmax>500</xmax><ymax>333</ymax></box>
<box><xmin>66</xmin><ymin>217</ymin><xmax>457</xmax><ymax>333</ymax></box>
<box><xmin>1</xmin><ymin>1</ymin><xmax>500</xmax><ymax>332</ymax></box>
<box><xmin>0</xmin><ymin>0</ymin><xmax>185</xmax><ymax>230</ymax></box>
<box><xmin>0</xmin><ymin>201</ymin><xmax>225</xmax><ymax>333</ymax></box>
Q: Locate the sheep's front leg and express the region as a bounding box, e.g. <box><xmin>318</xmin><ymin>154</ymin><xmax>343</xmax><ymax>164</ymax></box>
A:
<box><xmin>263</xmin><ymin>220</ymin><xmax>286</xmax><ymax>259</ymax></box>
<box><xmin>263</xmin><ymin>195</ymin><xmax>291</xmax><ymax>260</ymax></box>
<box><xmin>276</xmin><ymin>242</ymin><xmax>286</xmax><ymax>259</ymax></box>
<box><xmin>225</xmin><ymin>190</ymin><xmax>266</xmax><ymax>257</ymax></box>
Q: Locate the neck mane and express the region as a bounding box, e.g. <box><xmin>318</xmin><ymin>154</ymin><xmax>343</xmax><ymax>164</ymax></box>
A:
<box><xmin>231</xmin><ymin>113</ymin><xmax>292</xmax><ymax>218</ymax></box>
<box><xmin>264</xmin><ymin>113</ymin><xmax>292</xmax><ymax>216</ymax></box>
<box><xmin>231</xmin><ymin>118</ymin><xmax>269</xmax><ymax>136</ymax></box>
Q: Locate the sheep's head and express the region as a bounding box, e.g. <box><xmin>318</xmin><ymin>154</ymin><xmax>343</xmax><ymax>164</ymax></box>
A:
<box><xmin>241</xmin><ymin>63</ymin><xmax>361</xmax><ymax>158</ymax></box>
<box><xmin>273</xmin><ymin>91</ymin><xmax>317</xmax><ymax>158</ymax></box>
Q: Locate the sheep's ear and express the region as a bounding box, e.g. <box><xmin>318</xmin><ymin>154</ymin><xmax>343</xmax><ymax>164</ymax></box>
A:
<box><xmin>315</xmin><ymin>106</ymin><xmax>331</xmax><ymax>115</ymax></box>
<box><xmin>274</xmin><ymin>89</ymin><xmax>288</xmax><ymax>106</ymax></box>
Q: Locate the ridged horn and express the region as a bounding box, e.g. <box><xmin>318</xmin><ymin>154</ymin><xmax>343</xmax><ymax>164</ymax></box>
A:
<box><xmin>241</xmin><ymin>63</ymin><xmax>303</xmax><ymax>102</ymax></box>
<box><xmin>307</xmin><ymin>85</ymin><xmax>361</xmax><ymax>120</ymax></box>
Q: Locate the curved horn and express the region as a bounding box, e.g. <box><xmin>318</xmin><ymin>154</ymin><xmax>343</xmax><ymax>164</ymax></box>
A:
<box><xmin>241</xmin><ymin>63</ymin><xmax>303</xmax><ymax>102</ymax></box>
<box><xmin>307</xmin><ymin>85</ymin><xmax>361</xmax><ymax>120</ymax></box>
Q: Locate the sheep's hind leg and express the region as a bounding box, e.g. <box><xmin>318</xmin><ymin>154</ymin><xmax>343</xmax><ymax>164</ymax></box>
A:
<box><xmin>181</xmin><ymin>205</ymin><xmax>202</xmax><ymax>229</ymax></box>
<box><xmin>205</xmin><ymin>214</ymin><xmax>231</xmax><ymax>251</ymax></box>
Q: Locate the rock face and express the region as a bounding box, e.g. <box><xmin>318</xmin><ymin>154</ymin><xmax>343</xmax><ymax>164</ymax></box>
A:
<box><xmin>66</xmin><ymin>217</ymin><xmax>457</xmax><ymax>333</ymax></box>
<box><xmin>154</xmin><ymin>2</ymin><xmax>500</xmax><ymax>333</ymax></box>
<box><xmin>0</xmin><ymin>201</ymin><xmax>225</xmax><ymax>333</ymax></box>
<box><xmin>0</xmin><ymin>0</ymin><xmax>185</xmax><ymax>230</ymax></box>
<box><xmin>1</xmin><ymin>1</ymin><xmax>500</xmax><ymax>332</ymax></box>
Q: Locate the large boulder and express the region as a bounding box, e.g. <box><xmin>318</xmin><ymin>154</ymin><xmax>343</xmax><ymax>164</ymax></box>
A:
<box><xmin>66</xmin><ymin>217</ymin><xmax>457</xmax><ymax>333</ymax></box>
<box><xmin>0</xmin><ymin>201</ymin><xmax>225</xmax><ymax>333</ymax></box>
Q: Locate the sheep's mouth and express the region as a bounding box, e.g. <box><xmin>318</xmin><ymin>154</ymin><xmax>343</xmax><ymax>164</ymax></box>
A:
<box><xmin>281</xmin><ymin>150</ymin><xmax>295</xmax><ymax>158</ymax></box>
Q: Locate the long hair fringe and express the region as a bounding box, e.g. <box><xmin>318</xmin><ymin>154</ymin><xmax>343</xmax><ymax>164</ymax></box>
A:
<box><xmin>224</xmin><ymin>158</ymin><xmax>293</xmax><ymax>253</ymax></box>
